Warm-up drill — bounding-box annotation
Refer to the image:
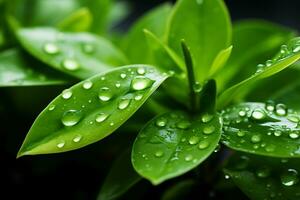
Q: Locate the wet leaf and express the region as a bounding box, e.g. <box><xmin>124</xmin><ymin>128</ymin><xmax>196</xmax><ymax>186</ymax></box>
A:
<box><xmin>222</xmin><ymin>102</ymin><xmax>300</xmax><ymax>157</ymax></box>
<box><xmin>17</xmin><ymin>65</ymin><xmax>168</xmax><ymax>157</ymax></box>
<box><xmin>132</xmin><ymin>111</ymin><xmax>222</xmax><ymax>184</ymax></box>
<box><xmin>16</xmin><ymin>27</ymin><xmax>128</xmax><ymax>79</ymax></box>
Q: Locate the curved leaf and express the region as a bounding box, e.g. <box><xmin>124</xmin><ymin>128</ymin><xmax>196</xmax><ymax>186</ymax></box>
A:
<box><xmin>123</xmin><ymin>3</ymin><xmax>171</xmax><ymax>64</ymax></box>
<box><xmin>209</xmin><ymin>46</ymin><xmax>232</xmax><ymax>77</ymax></box>
<box><xmin>132</xmin><ymin>111</ymin><xmax>222</xmax><ymax>185</ymax></box>
<box><xmin>17</xmin><ymin>27</ymin><xmax>128</xmax><ymax>79</ymax></box>
<box><xmin>218</xmin><ymin>37</ymin><xmax>300</xmax><ymax>108</ymax></box>
<box><xmin>225</xmin><ymin>153</ymin><xmax>300</xmax><ymax>200</ymax></box>
<box><xmin>97</xmin><ymin>149</ymin><xmax>142</xmax><ymax>200</ymax></box>
<box><xmin>17</xmin><ymin>65</ymin><xmax>169</xmax><ymax>157</ymax></box>
<box><xmin>222</xmin><ymin>102</ymin><xmax>300</xmax><ymax>157</ymax></box>
<box><xmin>167</xmin><ymin>0</ymin><xmax>232</xmax><ymax>82</ymax></box>
<box><xmin>0</xmin><ymin>49</ymin><xmax>69</xmax><ymax>87</ymax></box>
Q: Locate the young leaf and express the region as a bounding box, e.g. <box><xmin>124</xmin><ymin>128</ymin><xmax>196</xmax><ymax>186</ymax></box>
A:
<box><xmin>216</xmin><ymin>20</ymin><xmax>295</xmax><ymax>90</ymax></box>
<box><xmin>199</xmin><ymin>79</ymin><xmax>217</xmax><ymax>114</ymax></box>
<box><xmin>57</xmin><ymin>7</ymin><xmax>92</xmax><ymax>32</ymax></box>
<box><xmin>167</xmin><ymin>0</ymin><xmax>232</xmax><ymax>82</ymax></box>
<box><xmin>218</xmin><ymin>37</ymin><xmax>300</xmax><ymax>108</ymax></box>
<box><xmin>123</xmin><ymin>3</ymin><xmax>172</xmax><ymax>63</ymax></box>
<box><xmin>17</xmin><ymin>65</ymin><xmax>169</xmax><ymax>157</ymax></box>
<box><xmin>225</xmin><ymin>153</ymin><xmax>300</xmax><ymax>200</ymax></box>
<box><xmin>132</xmin><ymin>111</ymin><xmax>222</xmax><ymax>185</ymax></box>
<box><xmin>222</xmin><ymin>102</ymin><xmax>300</xmax><ymax>157</ymax></box>
<box><xmin>97</xmin><ymin>149</ymin><xmax>142</xmax><ymax>200</ymax></box>
<box><xmin>209</xmin><ymin>46</ymin><xmax>233</xmax><ymax>77</ymax></box>
<box><xmin>16</xmin><ymin>27</ymin><xmax>128</xmax><ymax>79</ymax></box>
<box><xmin>0</xmin><ymin>49</ymin><xmax>69</xmax><ymax>87</ymax></box>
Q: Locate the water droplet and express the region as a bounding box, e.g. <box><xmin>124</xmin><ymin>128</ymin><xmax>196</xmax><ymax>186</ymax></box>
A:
<box><xmin>118</xmin><ymin>98</ymin><xmax>131</xmax><ymax>110</ymax></box>
<box><xmin>265</xmin><ymin>144</ymin><xmax>275</xmax><ymax>152</ymax></box>
<box><xmin>137</xmin><ymin>67</ymin><xmax>146</xmax><ymax>75</ymax></box>
<box><xmin>131</xmin><ymin>76</ymin><xmax>154</xmax><ymax>91</ymax></box>
<box><xmin>237</xmin><ymin>131</ymin><xmax>246</xmax><ymax>137</ymax></box>
<box><xmin>115</xmin><ymin>82</ymin><xmax>121</xmax><ymax>88</ymax></box>
<box><xmin>201</xmin><ymin>113</ymin><xmax>214</xmax><ymax>123</ymax></box>
<box><xmin>57</xmin><ymin>141</ymin><xmax>65</xmax><ymax>148</ymax></box>
<box><xmin>177</xmin><ymin>120</ymin><xmax>191</xmax><ymax>129</ymax></box>
<box><xmin>293</xmin><ymin>46</ymin><xmax>300</xmax><ymax>53</ymax></box>
<box><xmin>110</xmin><ymin>122</ymin><xmax>114</xmax><ymax>126</ymax></box>
<box><xmin>225</xmin><ymin>174</ymin><xmax>230</xmax><ymax>179</ymax></box>
<box><xmin>256</xmin><ymin>167</ymin><xmax>270</xmax><ymax>178</ymax></box>
<box><xmin>98</xmin><ymin>87</ymin><xmax>112</xmax><ymax>101</ymax></box>
<box><xmin>276</xmin><ymin>104</ymin><xmax>287</xmax><ymax>116</ymax></box>
<box><xmin>156</xmin><ymin>118</ymin><xmax>167</xmax><ymax>127</ymax></box>
<box><xmin>281</xmin><ymin>169</ymin><xmax>299</xmax><ymax>186</ymax></box>
<box><xmin>289</xmin><ymin>132</ymin><xmax>299</xmax><ymax>139</ymax></box>
<box><xmin>196</xmin><ymin>0</ymin><xmax>203</xmax><ymax>5</ymax></box>
<box><xmin>238</xmin><ymin>110</ymin><xmax>247</xmax><ymax>117</ymax></box>
<box><xmin>134</xmin><ymin>94</ymin><xmax>143</xmax><ymax>101</ymax></box>
<box><xmin>251</xmin><ymin>134</ymin><xmax>261</xmax><ymax>143</ymax></box>
<box><xmin>95</xmin><ymin>113</ymin><xmax>109</xmax><ymax>123</ymax></box>
<box><xmin>265</xmin><ymin>101</ymin><xmax>275</xmax><ymax>111</ymax></box>
<box><xmin>43</xmin><ymin>43</ymin><xmax>59</xmax><ymax>54</ymax></box>
<box><xmin>120</xmin><ymin>73</ymin><xmax>127</xmax><ymax>79</ymax></box>
<box><xmin>82</xmin><ymin>43</ymin><xmax>94</xmax><ymax>54</ymax></box>
<box><xmin>193</xmin><ymin>82</ymin><xmax>202</xmax><ymax>93</ymax></box>
<box><xmin>198</xmin><ymin>141</ymin><xmax>210</xmax><ymax>149</ymax></box>
<box><xmin>155</xmin><ymin>150</ymin><xmax>164</xmax><ymax>157</ymax></box>
<box><xmin>185</xmin><ymin>155</ymin><xmax>193</xmax><ymax>161</ymax></box>
<box><xmin>73</xmin><ymin>135</ymin><xmax>82</xmax><ymax>143</ymax></box>
<box><xmin>251</xmin><ymin>108</ymin><xmax>266</xmax><ymax>120</ymax></box>
<box><xmin>61</xmin><ymin>110</ymin><xmax>82</xmax><ymax>127</ymax></box>
<box><xmin>62</xmin><ymin>58</ymin><xmax>80</xmax><ymax>71</ymax></box>
<box><xmin>82</xmin><ymin>80</ymin><xmax>93</xmax><ymax>90</ymax></box>
<box><xmin>62</xmin><ymin>89</ymin><xmax>72</xmax><ymax>99</ymax></box>
<box><xmin>203</xmin><ymin>125</ymin><xmax>215</xmax><ymax>134</ymax></box>
<box><xmin>189</xmin><ymin>136</ymin><xmax>200</xmax><ymax>145</ymax></box>
<box><xmin>274</xmin><ymin>130</ymin><xmax>282</xmax><ymax>137</ymax></box>
<box><xmin>288</xmin><ymin>116</ymin><xmax>299</xmax><ymax>123</ymax></box>
<box><xmin>101</xmin><ymin>76</ymin><xmax>106</xmax><ymax>81</ymax></box>
<box><xmin>265</xmin><ymin>60</ymin><xmax>273</xmax><ymax>67</ymax></box>
<box><xmin>48</xmin><ymin>105</ymin><xmax>56</xmax><ymax>111</ymax></box>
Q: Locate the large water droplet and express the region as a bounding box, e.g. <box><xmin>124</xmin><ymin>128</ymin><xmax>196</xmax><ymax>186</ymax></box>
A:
<box><xmin>137</xmin><ymin>67</ymin><xmax>146</xmax><ymax>75</ymax></box>
<box><xmin>203</xmin><ymin>125</ymin><xmax>215</xmax><ymax>134</ymax></box>
<box><xmin>177</xmin><ymin>120</ymin><xmax>191</xmax><ymax>129</ymax></box>
<box><xmin>265</xmin><ymin>100</ymin><xmax>275</xmax><ymax>111</ymax></box>
<box><xmin>131</xmin><ymin>76</ymin><xmax>154</xmax><ymax>91</ymax></box>
<box><xmin>62</xmin><ymin>89</ymin><xmax>72</xmax><ymax>99</ymax></box>
<box><xmin>193</xmin><ymin>82</ymin><xmax>202</xmax><ymax>93</ymax></box>
<box><xmin>82</xmin><ymin>80</ymin><xmax>93</xmax><ymax>90</ymax></box>
<box><xmin>281</xmin><ymin>169</ymin><xmax>299</xmax><ymax>186</ymax></box>
<box><xmin>118</xmin><ymin>98</ymin><xmax>131</xmax><ymax>110</ymax></box>
<box><xmin>62</xmin><ymin>58</ymin><xmax>80</xmax><ymax>71</ymax></box>
<box><xmin>276</xmin><ymin>104</ymin><xmax>287</xmax><ymax>116</ymax></box>
<box><xmin>156</xmin><ymin>118</ymin><xmax>167</xmax><ymax>127</ymax></box>
<box><xmin>238</xmin><ymin>110</ymin><xmax>247</xmax><ymax>117</ymax></box>
<box><xmin>289</xmin><ymin>132</ymin><xmax>299</xmax><ymax>139</ymax></box>
<box><xmin>274</xmin><ymin>130</ymin><xmax>282</xmax><ymax>137</ymax></box>
<box><xmin>61</xmin><ymin>110</ymin><xmax>82</xmax><ymax>127</ymax></box>
<box><xmin>201</xmin><ymin>113</ymin><xmax>214</xmax><ymax>123</ymax></box>
<box><xmin>198</xmin><ymin>140</ymin><xmax>210</xmax><ymax>149</ymax></box>
<box><xmin>251</xmin><ymin>134</ymin><xmax>261</xmax><ymax>143</ymax></box>
<box><xmin>43</xmin><ymin>43</ymin><xmax>60</xmax><ymax>54</ymax></box>
<box><xmin>98</xmin><ymin>87</ymin><xmax>112</xmax><ymax>101</ymax></box>
<box><xmin>57</xmin><ymin>141</ymin><xmax>65</xmax><ymax>148</ymax></box>
<box><xmin>288</xmin><ymin>116</ymin><xmax>299</xmax><ymax>123</ymax></box>
<box><xmin>155</xmin><ymin>150</ymin><xmax>164</xmax><ymax>157</ymax></box>
<box><xmin>134</xmin><ymin>94</ymin><xmax>143</xmax><ymax>101</ymax></box>
<box><xmin>95</xmin><ymin>113</ymin><xmax>109</xmax><ymax>123</ymax></box>
<box><xmin>251</xmin><ymin>108</ymin><xmax>266</xmax><ymax>120</ymax></box>
<box><xmin>189</xmin><ymin>136</ymin><xmax>200</xmax><ymax>145</ymax></box>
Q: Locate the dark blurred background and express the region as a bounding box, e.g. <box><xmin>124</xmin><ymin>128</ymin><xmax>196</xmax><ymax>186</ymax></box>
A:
<box><xmin>2</xmin><ymin>0</ymin><xmax>300</xmax><ymax>199</ymax></box>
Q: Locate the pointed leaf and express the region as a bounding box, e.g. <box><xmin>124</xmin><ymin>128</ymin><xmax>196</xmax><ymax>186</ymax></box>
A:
<box><xmin>167</xmin><ymin>0</ymin><xmax>232</xmax><ymax>82</ymax></box>
<box><xmin>132</xmin><ymin>111</ymin><xmax>222</xmax><ymax>185</ymax></box>
<box><xmin>199</xmin><ymin>79</ymin><xmax>217</xmax><ymax>114</ymax></box>
<box><xmin>225</xmin><ymin>153</ymin><xmax>300</xmax><ymax>200</ymax></box>
<box><xmin>16</xmin><ymin>27</ymin><xmax>128</xmax><ymax>79</ymax></box>
<box><xmin>17</xmin><ymin>65</ymin><xmax>168</xmax><ymax>157</ymax></box>
<box><xmin>97</xmin><ymin>149</ymin><xmax>142</xmax><ymax>200</ymax></box>
<box><xmin>218</xmin><ymin>37</ymin><xmax>300</xmax><ymax>108</ymax></box>
<box><xmin>0</xmin><ymin>49</ymin><xmax>70</xmax><ymax>87</ymax></box>
<box><xmin>209</xmin><ymin>46</ymin><xmax>232</xmax><ymax>77</ymax></box>
<box><xmin>222</xmin><ymin>102</ymin><xmax>300</xmax><ymax>157</ymax></box>
<box><xmin>123</xmin><ymin>3</ymin><xmax>172</xmax><ymax>63</ymax></box>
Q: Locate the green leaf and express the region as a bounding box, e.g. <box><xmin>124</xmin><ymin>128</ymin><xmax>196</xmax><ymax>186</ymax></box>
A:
<box><xmin>0</xmin><ymin>49</ymin><xmax>69</xmax><ymax>87</ymax></box>
<box><xmin>199</xmin><ymin>79</ymin><xmax>217</xmax><ymax>114</ymax></box>
<box><xmin>123</xmin><ymin>3</ymin><xmax>172</xmax><ymax>63</ymax></box>
<box><xmin>17</xmin><ymin>65</ymin><xmax>168</xmax><ymax>157</ymax></box>
<box><xmin>218</xmin><ymin>37</ymin><xmax>300</xmax><ymax>108</ymax></box>
<box><xmin>132</xmin><ymin>111</ymin><xmax>222</xmax><ymax>185</ymax></box>
<box><xmin>106</xmin><ymin>1</ymin><xmax>130</xmax><ymax>30</ymax></box>
<box><xmin>222</xmin><ymin>102</ymin><xmax>300</xmax><ymax>157</ymax></box>
<box><xmin>225</xmin><ymin>153</ymin><xmax>300</xmax><ymax>200</ymax></box>
<box><xmin>97</xmin><ymin>149</ymin><xmax>142</xmax><ymax>200</ymax></box>
<box><xmin>16</xmin><ymin>27</ymin><xmax>128</xmax><ymax>79</ymax></box>
<box><xmin>209</xmin><ymin>46</ymin><xmax>232</xmax><ymax>77</ymax></box>
<box><xmin>167</xmin><ymin>0</ymin><xmax>232</xmax><ymax>82</ymax></box>
<box><xmin>57</xmin><ymin>7</ymin><xmax>92</xmax><ymax>32</ymax></box>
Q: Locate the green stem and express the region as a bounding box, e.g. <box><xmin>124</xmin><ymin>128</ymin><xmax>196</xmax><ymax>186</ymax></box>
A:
<box><xmin>181</xmin><ymin>40</ymin><xmax>198</xmax><ymax>112</ymax></box>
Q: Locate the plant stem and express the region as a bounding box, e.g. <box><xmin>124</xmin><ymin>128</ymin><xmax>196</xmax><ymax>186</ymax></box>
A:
<box><xmin>181</xmin><ymin>40</ymin><xmax>198</xmax><ymax>112</ymax></box>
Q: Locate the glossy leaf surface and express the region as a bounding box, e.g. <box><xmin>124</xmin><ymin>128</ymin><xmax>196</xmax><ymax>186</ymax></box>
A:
<box><xmin>209</xmin><ymin>46</ymin><xmax>232</xmax><ymax>77</ymax></box>
<box><xmin>98</xmin><ymin>150</ymin><xmax>141</xmax><ymax>200</ymax></box>
<box><xmin>132</xmin><ymin>111</ymin><xmax>222</xmax><ymax>184</ymax></box>
<box><xmin>17</xmin><ymin>27</ymin><xmax>128</xmax><ymax>79</ymax></box>
<box><xmin>218</xmin><ymin>37</ymin><xmax>300</xmax><ymax>108</ymax></box>
<box><xmin>222</xmin><ymin>102</ymin><xmax>300</xmax><ymax>157</ymax></box>
<box><xmin>167</xmin><ymin>0</ymin><xmax>231</xmax><ymax>82</ymax></box>
<box><xmin>0</xmin><ymin>49</ymin><xmax>68</xmax><ymax>87</ymax></box>
<box><xmin>18</xmin><ymin>65</ymin><xmax>168</xmax><ymax>157</ymax></box>
<box><xmin>225</xmin><ymin>153</ymin><xmax>300</xmax><ymax>200</ymax></box>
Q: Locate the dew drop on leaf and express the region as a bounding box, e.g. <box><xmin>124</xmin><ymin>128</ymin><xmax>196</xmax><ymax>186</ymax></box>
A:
<box><xmin>188</xmin><ymin>136</ymin><xmax>200</xmax><ymax>145</ymax></box>
<box><xmin>203</xmin><ymin>125</ymin><xmax>215</xmax><ymax>134</ymax></box>
<box><xmin>43</xmin><ymin>43</ymin><xmax>60</xmax><ymax>55</ymax></box>
<box><xmin>201</xmin><ymin>113</ymin><xmax>214</xmax><ymax>123</ymax></box>
<box><xmin>82</xmin><ymin>43</ymin><xmax>95</xmax><ymax>54</ymax></box>
<box><xmin>62</xmin><ymin>89</ymin><xmax>72</xmax><ymax>99</ymax></box>
<box><xmin>237</xmin><ymin>131</ymin><xmax>246</xmax><ymax>137</ymax></box>
<box><xmin>274</xmin><ymin>130</ymin><xmax>282</xmax><ymax>137</ymax></box>
<box><xmin>61</xmin><ymin>110</ymin><xmax>82</xmax><ymax>127</ymax></box>
<box><xmin>289</xmin><ymin>132</ymin><xmax>299</xmax><ymax>139</ymax></box>
<box><xmin>115</xmin><ymin>82</ymin><xmax>121</xmax><ymax>88</ymax></box>
<box><xmin>48</xmin><ymin>105</ymin><xmax>56</xmax><ymax>111</ymax></box>
<box><xmin>251</xmin><ymin>134</ymin><xmax>261</xmax><ymax>143</ymax></box>
<box><xmin>177</xmin><ymin>120</ymin><xmax>191</xmax><ymax>129</ymax></box>
<box><xmin>281</xmin><ymin>169</ymin><xmax>299</xmax><ymax>186</ymax></box>
<box><xmin>134</xmin><ymin>94</ymin><xmax>143</xmax><ymax>101</ymax></box>
<box><xmin>98</xmin><ymin>87</ymin><xmax>112</xmax><ymax>102</ymax></box>
<box><xmin>155</xmin><ymin>118</ymin><xmax>167</xmax><ymax>127</ymax></box>
<box><xmin>82</xmin><ymin>80</ymin><xmax>93</xmax><ymax>90</ymax></box>
<box><xmin>198</xmin><ymin>140</ymin><xmax>210</xmax><ymax>149</ymax></box>
<box><xmin>193</xmin><ymin>82</ymin><xmax>202</xmax><ymax>93</ymax></box>
<box><xmin>118</xmin><ymin>98</ymin><xmax>131</xmax><ymax>110</ymax></box>
<box><xmin>154</xmin><ymin>150</ymin><xmax>164</xmax><ymax>157</ymax></box>
<box><xmin>288</xmin><ymin>116</ymin><xmax>299</xmax><ymax>123</ymax></box>
<box><xmin>120</xmin><ymin>73</ymin><xmax>127</xmax><ymax>79</ymax></box>
<box><xmin>95</xmin><ymin>113</ymin><xmax>109</xmax><ymax>123</ymax></box>
<box><xmin>185</xmin><ymin>155</ymin><xmax>193</xmax><ymax>162</ymax></box>
<box><xmin>137</xmin><ymin>67</ymin><xmax>146</xmax><ymax>75</ymax></box>
<box><xmin>251</xmin><ymin>108</ymin><xmax>266</xmax><ymax>120</ymax></box>
<box><xmin>73</xmin><ymin>135</ymin><xmax>82</xmax><ymax>143</ymax></box>
<box><xmin>256</xmin><ymin>167</ymin><xmax>270</xmax><ymax>178</ymax></box>
<box><xmin>62</xmin><ymin>58</ymin><xmax>80</xmax><ymax>71</ymax></box>
<box><xmin>275</xmin><ymin>104</ymin><xmax>287</xmax><ymax>116</ymax></box>
<box><xmin>131</xmin><ymin>76</ymin><xmax>154</xmax><ymax>91</ymax></box>
<box><xmin>56</xmin><ymin>141</ymin><xmax>65</xmax><ymax>148</ymax></box>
